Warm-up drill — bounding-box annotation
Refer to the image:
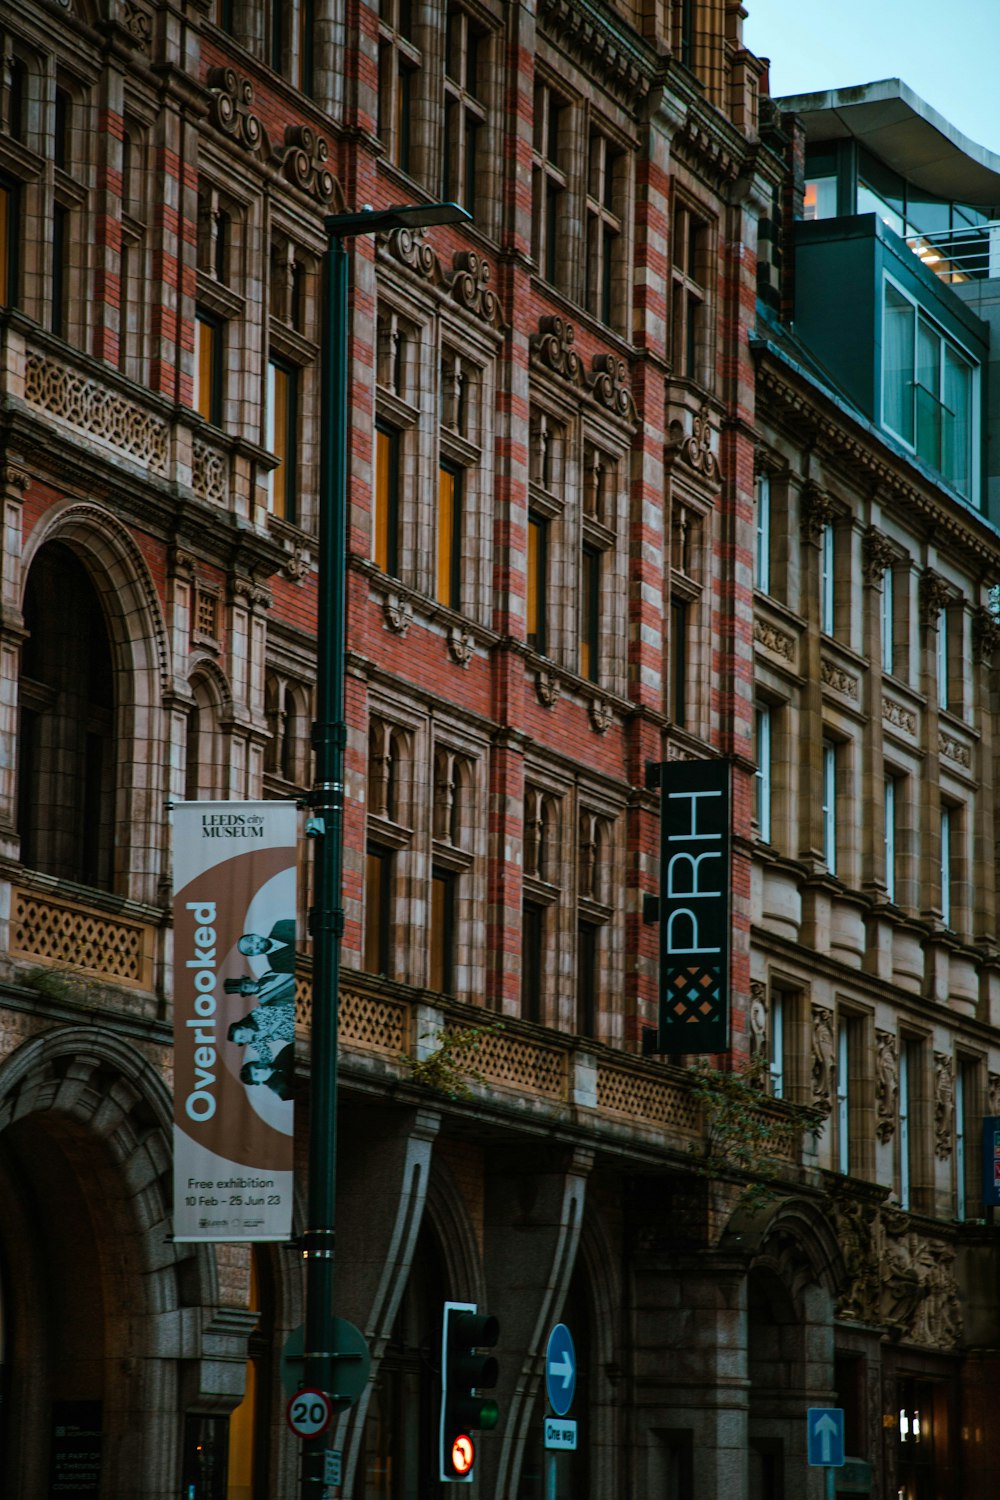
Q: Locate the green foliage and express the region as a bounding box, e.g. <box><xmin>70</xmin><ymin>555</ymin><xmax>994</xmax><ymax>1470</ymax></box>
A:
<box><xmin>20</xmin><ymin>965</ymin><xmax>101</xmax><ymax>1005</ymax></box>
<box><xmin>401</xmin><ymin>1022</ymin><xmax>505</xmax><ymax>1100</ymax></box>
<box><xmin>687</xmin><ymin>1052</ymin><xmax>817</xmax><ymax>1212</ymax></box>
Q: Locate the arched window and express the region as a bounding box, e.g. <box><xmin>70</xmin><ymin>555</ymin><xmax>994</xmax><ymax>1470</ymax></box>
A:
<box><xmin>18</xmin><ymin>542</ymin><xmax>116</xmax><ymax>889</ymax></box>
<box><xmin>185</xmin><ymin>676</ymin><xmax>222</xmax><ymax>801</ymax></box>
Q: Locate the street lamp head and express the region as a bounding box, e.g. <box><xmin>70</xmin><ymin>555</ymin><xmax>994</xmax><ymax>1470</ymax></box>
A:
<box><xmin>325</xmin><ymin>201</ymin><xmax>472</xmax><ymax>239</ymax></box>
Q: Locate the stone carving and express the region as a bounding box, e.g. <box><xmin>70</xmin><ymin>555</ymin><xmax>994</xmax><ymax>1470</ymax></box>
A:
<box><xmin>119</xmin><ymin>0</ymin><xmax>152</xmax><ymax>46</ymax></box>
<box><xmin>447</xmin><ymin>250</ymin><xmax>506</xmax><ymax>330</ymax></box>
<box><xmin>535</xmin><ymin>668</ymin><xmax>560</xmax><ymax>707</ymax></box>
<box><xmin>920</xmin><ymin>570</ymin><xmax>952</xmax><ymax>626</ymax></box>
<box><xmin>588</xmin><ymin>695</ymin><xmax>614</xmax><ymax>734</ymax></box>
<box><xmin>821</xmin><ymin>657</ymin><xmax>859</xmax><ymax>700</ymax></box>
<box><xmin>281</xmin><ymin>125</ymin><xmax>337</xmax><ymax>204</ymax></box>
<box><xmin>811</xmin><ymin>1004</ymin><xmax>834</xmax><ymax>1116</ymax></box>
<box><xmin>192</xmin><ymin>436</ymin><xmax>227</xmax><ymax>506</ymax></box>
<box><xmin>206</xmin><ymin>68</ymin><xmax>267</xmax><ymax>155</ymax></box>
<box><xmin>529</xmin><ymin>316</ymin><xmax>637</xmax><ymax>422</ymax></box>
<box><xmin>875</xmin><ymin>1030</ymin><xmax>898</xmax><ymax>1143</ymax></box>
<box><xmin>990</xmin><ymin>1072</ymin><xmax>1000</xmax><ymax>1117</ymax></box>
<box><xmin>284</xmin><ymin>545</ymin><xmax>311</xmax><ymax>583</ymax></box>
<box><xmin>382</xmin><ymin>592</ymin><xmax>412</xmax><ymax>636</ymax></box>
<box><xmin>753</xmin><ymin>617</ymin><xmax>795</xmax><ymax>662</ymax></box>
<box><xmin>829</xmin><ymin>1184</ymin><xmax>881</xmax><ymax>1324</ymax></box>
<box><xmin>934</xmin><ymin>1053</ymin><xmax>954</xmax><ymax>1160</ymax></box>
<box><xmin>881</xmin><ymin>1212</ymin><xmax>961</xmax><ymax>1349</ymax></box>
<box><xmin>537</xmin><ymin>0</ymin><xmax>650</xmax><ymax>100</ymax></box>
<box><xmin>973</xmin><ymin>605</ymin><xmax>1000</xmax><ymax>665</ymax></box>
<box><xmin>882</xmin><ymin>698</ymin><xmax>917</xmax><ymax>735</ymax></box>
<box><xmin>667</xmin><ymin>741</ymin><xmax>699</xmax><ymax>762</ymax></box>
<box><xmin>800</xmin><ymin>481</ymin><xmax>835</xmax><ymax>543</ymax></box>
<box><xmin>2</xmin><ymin>463</ymin><xmax>29</xmax><ymax>491</ymax></box>
<box><xmin>25</xmin><ymin>352</ymin><xmax>168</xmax><ymax>472</ymax></box>
<box><xmin>668</xmin><ymin>403</ymin><xmax>720</xmax><ymax>482</ymax></box>
<box><xmin>749</xmin><ymin>980</ymin><xmax>767</xmax><ymax>1059</ymax></box>
<box><xmin>447</xmin><ymin>625</ymin><xmax>475</xmax><ymax>667</ymax></box>
<box><xmin>383</xmin><ymin>224</ymin><xmax>440</xmax><ymax>281</ymax></box>
<box><xmin>863</xmin><ymin>527</ymin><xmax>895</xmax><ymax>587</ymax></box>
<box><xmin>938</xmin><ymin>731</ymin><xmax>971</xmax><ymax>769</ymax></box>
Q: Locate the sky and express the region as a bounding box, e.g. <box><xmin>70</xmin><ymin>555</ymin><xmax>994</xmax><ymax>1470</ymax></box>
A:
<box><xmin>742</xmin><ymin>0</ymin><xmax>1000</xmax><ymax>159</ymax></box>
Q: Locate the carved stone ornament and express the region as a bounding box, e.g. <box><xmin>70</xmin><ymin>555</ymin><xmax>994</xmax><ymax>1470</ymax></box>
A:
<box><xmin>382</xmin><ymin>224</ymin><xmax>441</xmax><ymax>281</ymax></box>
<box><xmin>821</xmin><ymin>657</ymin><xmax>859</xmax><ymax>700</ymax></box>
<box><xmin>382</xmin><ymin>592</ymin><xmax>413</xmax><ymax>636</ymax></box>
<box><xmin>753</xmin><ymin>617</ymin><xmax>795</xmax><ymax>662</ymax></box>
<box><xmin>529</xmin><ymin>317</ymin><xmax>637</xmax><ymax>423</ymax></box>
<box><xmin>875</xmin><ymin>1029</ymin><xmax>898</xmax><ymax>1143</ymax></box>
<box><xmin>283</xmin><ymin>545</ymin><xmax>311</xmax><ymax>583</ymax></box>
<box><xmin>447</xmin><ymin>250</ymin><xmax>506</xmax><ymax>331</ymax></box>
<box><xmin>535</xmin><ymin>668</ymin><xmax>560</xmax><ymax>708</ymax></box>
<box><xmin>749</xmin><ymin>980</ymin><xmax>767</xmax><ymax>1058</ymax></box>
<box><xmin>800</xmin><ymin>481</ymin><xmax>835</xmax><ymax>544</ymax></box>
<box><xmin>863</xmin><ymin>527</ymin><xmax>895</xmax><ymax>588</ymax></box>
<box><xmin>934</xmin><ymin>1053</ymin><xmax>954</xmax><ymax>1160</ymax></box>
<box><xmin>882</xmin><ymin>698</ymin><xmax>917</xmax><ymax>736</ymax></box>
<box><xmin>281</xmin><ymin>125</ymin><xmax>338</xmax><ymax>204</ymax></box>
<box><xmin>118</xmin><ymin>0</ymin><xmax>152</xmax><ymax>46</ymax></box>
<box><xmin>829</xmin><ymin>1183</ymin><xmax>881</xmax><ymax>1325</ymax></box>
<box><xmin>811</xmin><ymin>1005</ymin><xmax>834</xmax><ymax>1117</ymax></box>
<box><xmin>972</xmin><ymin>604</ymin><xmax>1000</xmax><ymax>666</ymax></box>
<box><xmin>447</xmin><ymin>625</ymin><xmax>475</xmax><ymax>667</ymax></box>
<box><xmin>206</xmin><ymin>68</ymin><xmax>267</xmax><ymax>155</ymax></box>
<box><xmin>2</xmin><ymin>463</ymin><xmax>29</xmax><ymax>491</ymax></box>
<box><xmin>920</xmin><ymin>569</ymin><xmax>952</xmax><ymax>626</ymax></box>
<box><xmin>669</xmin><ymin>404</ymin><xmax>720</xmax><ymax>482</ymax></box>
<box><xmin>880</xmin><ymin>1213</ymin><xmax>962</xmax><ymax>1349</ymax></box>
<box><xmin>938</xmin><ymin>730</ymin><xmax>971</xmax><ymax>769</ymax></box>
<box><xmin>588</xmin><ymin>695</ymin><xmax>614</xmax><ymax>734</ymax></box>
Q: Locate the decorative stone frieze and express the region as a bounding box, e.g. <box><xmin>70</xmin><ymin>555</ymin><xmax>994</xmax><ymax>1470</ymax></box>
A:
<box><xmin>529</xmin><ymin>317</ymin><xmax>637</xmax><ymax>423</ymax></box>
<box><xmin>192</xmin><ymin>436</ymin><xmax>227</xmax><ymax>506</ymax></box>
<box><xmin>938</xmin><ymin>730</ymin><xmax>971</xmax><ymax>769</ymax></box>
<box><xmin>537</xmin><ymin>0</ymin><xmax>653</xmax><ymax>100</ymax></box>
<box><xmin>821</xmin><ymin>657</ymin><xmax>859</xmax><ymax>700</ymax></box>
<box><xmin>920</xmin><ymin>569</ymin><xmax>952</xmax><ymax>626</ymax></box>
<box><xmin>447</xmin><ymin>251</ymin><xmax>506</xmax><ymax>331</ymax></box>
<box><xmin>753</xmin><ymin>617</ymin><xmax>795</xmax><ymax>662</ymax></box>
<box><xmin>881</xmin><ymin>1210</ymin><xmax>962</xmax><ymax>1349</ymax></box>
<box><xmin>829</xmin><ymin>1183</ymin><xmax>881</xmax><ymax>1325</ymax></box>
<box><xmin>934</xmin><ymin>1053</ymin><xmax>954</xmax><ymax>1160</ymax></box>
<box><xmin>25</xmin><ymin>352</ymin><xmax>168</xmax><ymax>472</ymax></box>
<box><xmin>118</xmin><ymin>0</ymin><xmax>152</xmax><ymax>46</ymax></box>
<box><xmin>447</xmin><ymin>626</ymin><xmax>475</xmax><ymax>667</ymax></box>
<box><xmin>281</xmin><ymin>125</ymin><xmax>338</xmax><ymax>204</ymax></box>
<box><xmin>811</xmin><ymin>1005</ymin><xmax>834</xmax><ymax>1116</ymax></box>
<box><xmin>882</xmin><ymin>698</ymin><xmax>917</xmax><ymax>736</ymax></box>
<box><xmin>382</xmin><ymin>592</ymin><xmax>412</xmax><ymax>635</ymax></box>
<box><xmin>668</xmin><ymin>403</ymin><xmax>720</xmax><ymax>482</ymax></box>
<box><xmin>206</xmin><ymin>68</ymin><xmax>268</xmax><ymax>155</ymax></box>
<box><xmin>2</xmin><ymin>463</ymin><xmax>29</xmax><ymax>491</ymax></box>
<box><xmin>535</xmin><ymin>668</ymin><xmax>560</xmax><ymax>707</ymax></box>
<box><xmin>875</xmin><ymin>1029</ymin><xmax>898</xmax><ymax>1142</ymax></box>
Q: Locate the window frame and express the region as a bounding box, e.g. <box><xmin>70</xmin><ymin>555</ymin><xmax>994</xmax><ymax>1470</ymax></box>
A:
<box><xmin>194</xmin><ymin>308</ymin><xmax>225</xmax><ymax>427</ymax></box>
<box><xmin>822</xmin><ymin>739</ymin><xmax>838</xmax><ymax>874</ymax></box>
<box><xmin>266</xmin><ymin>355</ymin><xmax>299</xmax><ymax>522</ymax></box>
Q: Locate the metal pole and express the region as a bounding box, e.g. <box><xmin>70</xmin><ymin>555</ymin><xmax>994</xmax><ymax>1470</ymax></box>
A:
<box><xmin>299</xmin><ymin>232</ymin><xmax>349</xmax><ymax>1500</ymax></box>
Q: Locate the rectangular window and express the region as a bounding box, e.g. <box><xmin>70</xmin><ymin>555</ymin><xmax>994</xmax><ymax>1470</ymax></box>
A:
<box><xmin>51</xmin><ymin>202</ymin><xmax>69</xmax><ymax>339</ymax></box>
<box><xmin>955</xmin><ymin>1058</ymin><xmax>967</xmax><ymax>1222</ymax></box>
<box><xmin>532</xmin><ymin>84</ymin><xmax>568</xmax><ymax>287</ymax></box>
<box><xmin>882</xmin><ymin>278</ymin><xmax>976</xmax><ymax>500</ymax></box>
<box><xmin>769</xmin><ymin>989</ymin><xmax>784</xmax><ymax>1099</ymax></box>
<box><xmin>522</xmin><ymin>900</ymin><xmax>544</xmax><ymax>1024</ymax></box>
<box><xmin>374</xmin><ymin>423</ymin><xmax>400</xmax><ymax>577</ymax></box>
<box><xmin>0</xmin><ymin>177</ymin><xmax>15</xmax><ymax>307</ymax></box>
<box><xmin>822</xmin><ymin>740</ymin><xmax>837</xmax><ymax>874</ymax></box>
<box><xmin>527</xmin><ymin>512</ymin><xmax>548</xmax><ymax>654</ymax></box>
<box><xmin>580</xmin><ymin>544</ymin><xmax>600</xmax><ymax>682</ymax></box>
<box><xmin>266</xmin><ymin>358</ymin><xmax>298</xmax><ymax>521</ymax></box>
<box><xmin>755</xmin><ymin>470</ymin><xmax>770</xmax><ymax>594</ymax></box>
<box><xmin>442</xmin><ymin>6</ymin><xmax>487</xmax><ymax>214</ymax></box>
<box><xmin>671</xmin><ymin>203</ymin><xmax>708</xmax><ymax>382</ymax></box>
<box><xmin>364</xmin><ymin>846</ymin><xmax>393</xmax><ymax>977</ymax></box>
<box><xmin>378</xmin><ymin>0</ymin><xmax>419</xmax><ymax>175</ymax></box>
<box><xmin>956</xmin><ymin>1057</ymin><xmax>980</xmax><ymax>1222</ymax></box>
<box><xmin>899</xmin><ymin>1039</ymin><xmax>914</xmax><ymax>1210</ymax></box>
<box><xmin>882</xmin><ymin>564</ymin><xmax>894</xmax><ymax>669</ymax></box>
<box><xmin>940</xmin><ymin>805</ymin><xmax>952</xmax><ymax>928</ymax></box>
<box><xmin>671</xmin><ymin>598</ymin><xmax>688</xmax><ymax>727</ymax></box>
<box><xmin>937</xmin><ymin>608</ymin><xmax>949</xmax><ymax>710</ymax></box>
<box><xmin>436</xmin><ymin>463</ymin><xmax>462</xmax><ymax>609</ymax></box>
<box><xmin>585</xmin><ymin>129</ymin><xmax>625</xmax><ymax>329</ymax></box>
<box><xmin>884</xmin><ymin>775</ymin><xmax>896</xmax><ymax>903</ymax></box>
<box><xmin>837</xmin><ymin>1016</ymin><xmax>850</xmax><ymax>1174</ymax></box>
<box><xmin>194</xmin><ymin>311</ymin><xmax>223</xmax><ymax>425</ymax></box>
<box><xmin>755</xmin><ymin>705</ymin><xmax>772</xmax><ymax>843</ymax></box>
<box><xmin>820</xmin><ymin>522</ymin><xmax>835</xmax><ymax>634</ymax></box>
<box><xmin>429</xmin><ymin>868</ymin><xmax>456</xmax><ymax>995</ymax></box>
<box><xmin>577</xmin><ymin>920</ymin><xmax>597</xmax><ymax>1038</ymax></box>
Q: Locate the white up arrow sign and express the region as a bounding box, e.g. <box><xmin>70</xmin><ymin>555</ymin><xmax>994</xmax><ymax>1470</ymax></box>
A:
<box><xmin>813</xmin><ymin>1413</ymin><xmax>838</xmax><ymax>1463</ymax></box>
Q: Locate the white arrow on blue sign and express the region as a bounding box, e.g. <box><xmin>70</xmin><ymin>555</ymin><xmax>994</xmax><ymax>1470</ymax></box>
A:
<box><xmin>545</xmin><ymin>1324</ymin><xmax>576</xmax><ymax>1418</ymax></box>
<box><xmin>807</xmin><ymin>1407</ymin><xmax>845</xmax><ymax>1467</ymax></box>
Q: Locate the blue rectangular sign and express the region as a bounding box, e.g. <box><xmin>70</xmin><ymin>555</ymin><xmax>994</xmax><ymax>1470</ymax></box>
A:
<box><xmin>982</xmin><ymin>1117</ymin><xmax>1000</xmax><ymax>1208</ymax></box>
<box><xmin>807</xmin><ymin>1407</ymin><xmax>845</xmax><ymax>1468</ymax></box>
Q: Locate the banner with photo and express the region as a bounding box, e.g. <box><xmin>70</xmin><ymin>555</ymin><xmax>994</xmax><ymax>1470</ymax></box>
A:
<box><xmin>172</xmin><ymin>801</ymin><xmax>297</xmax><ymax>1241</ymax></box>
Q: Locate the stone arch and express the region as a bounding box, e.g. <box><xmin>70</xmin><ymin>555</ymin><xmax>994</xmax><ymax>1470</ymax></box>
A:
<box><xmin>0</xmin><ymin>1026</ymin><xmax>224</xmax><ymax>1499</ymax></box>
<box><xmin>19</xmin><ymin>502</ymin><xmax>171</xmax><ymax>904</ymax></box>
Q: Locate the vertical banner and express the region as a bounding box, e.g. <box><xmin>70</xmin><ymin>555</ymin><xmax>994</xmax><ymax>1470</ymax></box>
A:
<box><xmin>652</xmin><ymin>758</ymin><xmax>732</xmax><ymax>1054</ymax></box>
<box><xmin>982</xmin><ymin>1117</ymin><xmax>1000</xmax><ymax>1209</ymax></box>
<box><xmin>172</xmin><ymin>800</ymin><xmax>297</xmax><ymax>1241</ymax></box>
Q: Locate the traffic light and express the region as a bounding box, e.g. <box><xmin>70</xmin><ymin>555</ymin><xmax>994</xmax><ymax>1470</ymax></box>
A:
<box><xmin>439</xmin><ymin>1300</ymin><xmax>500</xmax><ymax>1483</ymax></box>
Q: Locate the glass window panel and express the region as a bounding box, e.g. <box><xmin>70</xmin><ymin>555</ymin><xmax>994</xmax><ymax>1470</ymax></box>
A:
<box><xmin>374</xmin><ymin>425</ymin><xmax>398</xmax><ymax>576</ymax></box>
<box><xmin>858</xmin><ymin>181</ymin><xmax>904</xmax><ymax>237</ymax></box>
<box><xmin>437</xmin><ymin>465</ymin><xmax>461</xmax><ymax>608</ymax></box>
<box><xmin>943</xmin><ymin>345</ymin><xmax>971</xmax><ymax>495</ymax></box>
<box><xmin>527</xmin><ymin>513</ymin><xmax>547</xmax><ymax>653</ymax></box>
<box><xmin>883</xmin><ymin>285</ymin><xmax>914</xmax><ymax>443</ymax></box>
<box><xmin>803</xmin><ymin>177</ymin><xmax>837</xmax><ymax>221</ymax></box>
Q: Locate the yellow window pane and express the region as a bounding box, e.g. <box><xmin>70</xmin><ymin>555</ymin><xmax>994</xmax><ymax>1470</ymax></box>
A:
<box><xmin>527</xmin><ymin>517</ymin><xmax>539</xmax><ymax>640</ymax></box>
<box><xmin>227</xmin><ymin>1355</ymin><xmax>257</xmax><ymax>1498</ymax></box>
<box><xmin>270</xmin><ymin>362</ymin><xmax>289</xmax><ymax>518</ymax></box>
<box><xmin>374</xmin><ymin>430</ymin><xmax>391</xmax><ymax>571</ymax></box>
<box><xmin>195</xmin><ymin>317</ymin><xmax>215</xmax><ymax>422</ymax></box>
<box><xmin>0</xmin><ymin>185</ymin><xmax>9</xmax><ymax>305</ymax></box>
<box><xmin>437</xmin><ymin>467</ymin><xmax>455</xmax><ymax>606</ymax></box>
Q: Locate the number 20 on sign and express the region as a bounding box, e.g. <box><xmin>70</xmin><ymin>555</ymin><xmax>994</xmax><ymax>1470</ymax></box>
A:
<box><xmin>286</xmin><ymin>1388</ymin><xmax>333</xmax><ymax>1439</ymax></box>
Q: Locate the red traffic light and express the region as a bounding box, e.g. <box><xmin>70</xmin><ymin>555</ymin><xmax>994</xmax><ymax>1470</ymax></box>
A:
<box><xmin>451</xmin><ymin>1434</ymin><xmax>475</xmax><ymax>1476</ymax></box>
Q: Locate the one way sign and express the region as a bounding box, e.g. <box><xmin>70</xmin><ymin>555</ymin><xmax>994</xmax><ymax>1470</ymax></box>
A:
<box><xmin>807</xmin><ymin>1407</ymin><xmax>845</xmax><ymax>1467</ymax></box>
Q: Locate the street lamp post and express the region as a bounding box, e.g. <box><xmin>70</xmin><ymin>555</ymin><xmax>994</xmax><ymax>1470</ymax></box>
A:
<box><xmin>300</xmin><ymin>199</ymin><xmax>471</xmax><ymax>1499</ymax></box>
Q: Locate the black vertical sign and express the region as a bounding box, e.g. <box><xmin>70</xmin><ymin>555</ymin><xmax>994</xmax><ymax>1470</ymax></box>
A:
<box><xmin>648</xmin><ymin>759</ymin><xmax>731</xmax><ymax>1054</ymax></box>
<box><xmin>49</xmin><ymin>1400</ymin><xmax>102</xmax><ymax>1498</ymax></box>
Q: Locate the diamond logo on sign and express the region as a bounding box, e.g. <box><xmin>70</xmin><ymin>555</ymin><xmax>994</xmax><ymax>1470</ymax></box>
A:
<box><xmin>545</xmin><ymin>1324</ymin><xmax>576</xmax><ymax>1418</ymax></box>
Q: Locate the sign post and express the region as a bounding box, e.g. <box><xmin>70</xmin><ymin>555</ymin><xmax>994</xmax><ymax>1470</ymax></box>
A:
<box><xmin>807</xmin><ymin>1407</ymin><xmax>845</xmax><ymax>1499</ymax></box>
<box><xmin>544</xmin><ymin>1325</ymin><xmax>577</xmax><ymax>1499</ymax></box>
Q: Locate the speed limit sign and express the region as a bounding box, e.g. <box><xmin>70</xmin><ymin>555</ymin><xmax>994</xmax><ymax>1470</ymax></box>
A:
<box><xmin>286</xmin><ymin>1388</ymin><xmax>333</xmax><ymax>1438</ymax></box>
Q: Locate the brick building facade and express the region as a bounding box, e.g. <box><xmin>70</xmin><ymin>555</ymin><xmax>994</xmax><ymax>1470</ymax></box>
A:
<box><xmin>1</xmin><ymin>0</ymin><xmax>1000</xmax><ymax>1497</ymax></box>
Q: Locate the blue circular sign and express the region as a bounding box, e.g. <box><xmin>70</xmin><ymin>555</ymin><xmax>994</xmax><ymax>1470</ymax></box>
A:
<box><xmin>545</xmin><ymin>1323</ymin><xmax>576</xmax><ymax>1417</ymax></box>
